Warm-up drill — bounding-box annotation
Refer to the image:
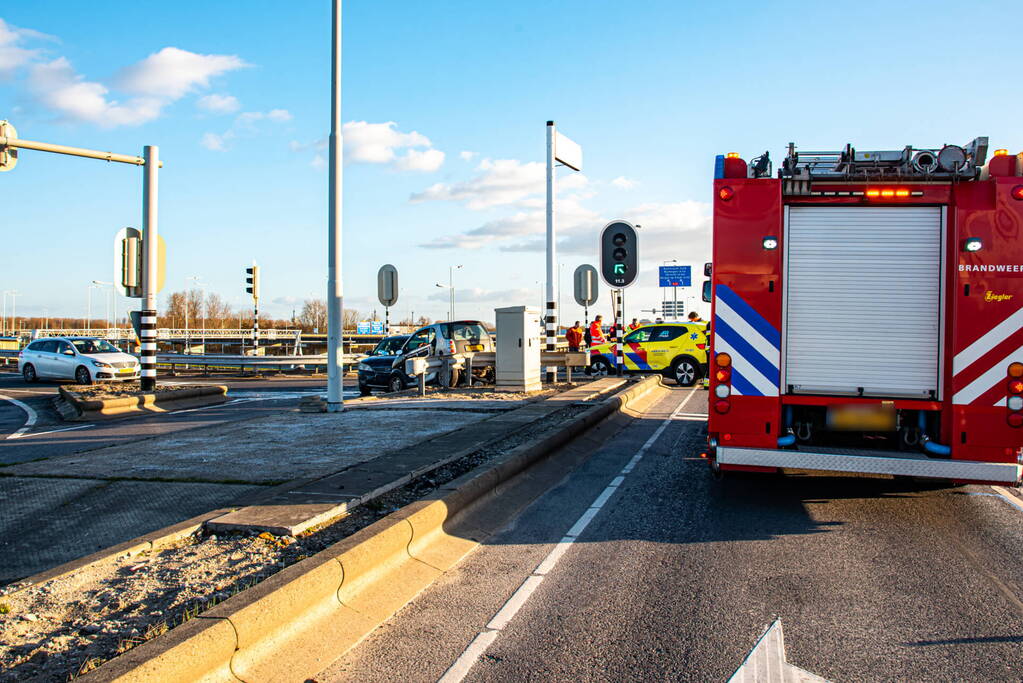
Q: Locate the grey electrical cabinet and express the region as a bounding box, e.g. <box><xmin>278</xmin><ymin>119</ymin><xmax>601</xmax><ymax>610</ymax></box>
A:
<box><xmin>495</xmin><ymin>305</ymin><xmax>541</xmax><ymax>392</ymax></box>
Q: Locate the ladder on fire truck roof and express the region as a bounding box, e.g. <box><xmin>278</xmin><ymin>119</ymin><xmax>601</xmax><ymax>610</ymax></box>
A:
<box><xmin>779</xmin><ymin>136</ymin><xmax>989</xmax><ymax>181</ymax></box>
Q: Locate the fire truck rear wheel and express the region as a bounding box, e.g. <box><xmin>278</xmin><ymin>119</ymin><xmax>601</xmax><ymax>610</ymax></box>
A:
<box><xmin>670</xmin><ymin>356</ymin><xmax>700</xmax><ymax>387</ymax></box>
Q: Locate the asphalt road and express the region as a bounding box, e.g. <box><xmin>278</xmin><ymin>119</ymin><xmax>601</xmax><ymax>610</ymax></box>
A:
<box><xmin>0</xmin><ymin>371</ymin><xmax>356</xmax><ymax>465</ymax></box>
<box><xmin>323</xmin><ymin>386</ymin><xmax>1023</xmax><ymax>682</ymax></box>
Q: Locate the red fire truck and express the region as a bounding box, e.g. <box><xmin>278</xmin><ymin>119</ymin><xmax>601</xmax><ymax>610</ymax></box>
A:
<box><xmin>705</xmin><ymin>138</ymin><xmax>1023</xmax><ymax>485</ymax></box>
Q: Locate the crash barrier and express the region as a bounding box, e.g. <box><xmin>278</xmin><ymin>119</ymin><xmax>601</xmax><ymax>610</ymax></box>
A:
<box><xmin>0</xmin><ymin>349</ymin><xmax>17</xmax><ymax>367</ymax></box>
<box><xmin>155</xmin><ymin>353</ymin><xmax>362</xmax><ymax>374</ymax></box>
<box><xmin>403</xmin><ymin>351</ymin><xmax>589</xmax><ymax>395</ymax></box>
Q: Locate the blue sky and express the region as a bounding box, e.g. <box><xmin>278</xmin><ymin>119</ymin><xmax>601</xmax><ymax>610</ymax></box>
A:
<box><xmin>2</xmin><ymin>0</ymin><xmax>1022</xmax><ymax>325</ymax></box>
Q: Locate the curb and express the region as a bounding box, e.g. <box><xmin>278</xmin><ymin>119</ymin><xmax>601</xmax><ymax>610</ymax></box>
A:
<box><xmin>56</xmin><ymin>385</ymin><xmax>228</xmax><ymax>421</ymax></box>
<box><xmin>84</xmin><ymin>376</ymin><xmax>668</xmax><ymax>682</ymax></box>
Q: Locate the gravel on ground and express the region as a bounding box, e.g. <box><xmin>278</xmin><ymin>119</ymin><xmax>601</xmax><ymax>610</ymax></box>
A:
<box><xmin>64</xmin><ymin>383</ymin><xmax>209</xmax><ymax>400</ymax></box>
<box><xmin>0</xmin><ymin>398</ymin><xmax>594</xmax><ymax>682</ymax></box>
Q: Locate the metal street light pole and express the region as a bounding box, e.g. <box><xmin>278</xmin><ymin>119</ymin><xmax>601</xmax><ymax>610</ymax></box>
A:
<box><xmin>449</xmin><ymin>264</ymin><xmax>462</xmax><ymax>320</ymax></box>
<box><xmin>92</xmin><ymin>281</ymin><xmax>114</xmax><ymax>331</ymax></box>
<box><xmin>326</xmin><ymin>0</ymin><xmax>344</xmax><ymax>412</ymax></box>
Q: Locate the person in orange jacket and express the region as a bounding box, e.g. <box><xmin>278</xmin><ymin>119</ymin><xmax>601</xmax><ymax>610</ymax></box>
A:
<box><xmin>588</xmin><ymin>315</ymin><xmax>606</xmax><ymax>346</ymax></box>
<box><xmin>628</xmin><ymin>318</ymin><xmax>640</xmax><ymax>331</ymax></box>
<box><xmin>565</xmin><ymin>321</ymin><xmax>584</xmax><ymax>352</ymax></box>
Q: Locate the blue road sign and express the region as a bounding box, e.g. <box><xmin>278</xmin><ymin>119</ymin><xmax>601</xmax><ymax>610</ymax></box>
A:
<box><xmin>659</xmin><ymin>265</ymin><xmax>691</xmax><ymax>288</ymax></box>
<box><xmin>370</xmin><ymin>321</ymin><xmax>385</xmax><ymax>334</ymax></box>
<box><xmin>356</xmin><ymin>321</ymin><xmax>371</xmax><ymax>334</ymax></box>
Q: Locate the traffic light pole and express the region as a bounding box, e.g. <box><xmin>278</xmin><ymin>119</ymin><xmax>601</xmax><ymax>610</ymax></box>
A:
<box><xmin>615</xmin><ymin>289</ymin><xmax>624</xmax><ymax>376</ymax></box>
<box><xmin>326</xmin><ymin>0</ymin><xmax>344</xmax><ymax>412</ymax></box>
<box><xmin>0</xmin><ymin>122</ymin><xmax>163</xmax><ymax>390</ymax></box>
<box><xmin>252</xmin><ymin>297</ymin><xmax>259</xmax><ymax>352</ymax></box>
<box><xmin>140</xmin><ymin>146</ymin><xmax>159</xmax><ymax>391</ymax></box>
<box><xmin>544</xmin><ymin>121</ymin><xmax>557</xmax><ymax>384</ymax></box>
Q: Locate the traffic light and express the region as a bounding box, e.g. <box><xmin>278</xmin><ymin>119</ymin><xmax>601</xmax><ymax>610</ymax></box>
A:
<box><xmin>600</xmin><ymin>220</ymin><xmax>638</xmax><ymax>288</ymax></box>
<box><xmin>245</xmin><ymin>264</ymin><xmax>260</xmax><ymax>299</ymax></box>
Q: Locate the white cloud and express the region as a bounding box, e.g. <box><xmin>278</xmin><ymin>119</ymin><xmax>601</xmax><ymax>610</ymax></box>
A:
<box><xmin>201</xmin><ymin>132</ymin><xmax>225</xmax><ymax>151</ymax></box>
<box><xmin>27</xmin><ymin>57</ymin><xmax>163</xmax><ymax>127</ymax></box>
<box><xmin>197</xmin><ymin>93</ymin><xmax>240</xmax><ymax>114</ymax></box>
<box><xmin>394</xmin><ymin>147</ymin><xmax>445</xmax><ymax>172</ymax></box>
<box><xmin>292</xmin><ymin>121</ymin><xmax>444</xmax><ymax>172</ymax></box>
<box><xmin>23</xmin><ymin>45</ymin><xmax>247</xmax><ymax>128</ymax></box>
<box><xmin>342</xmin><ymin>120</ymin><xmax>443</xmax><ymax>172</ymax></box>
<box><xmin>310</xmin><ymin>154</ymin><xmax>326</xmax><ymax>169</ymax></box>
<box><xmin>411</xmin><ymin>158</ymin><xmax>590</xmax><ymax>212</ymax></box>
<box><xmin>611</xmin><ymin>176</ymin><xmax>638</xmax><ymax>190</ymax></box>
<box><xmin>115</xmin><ymin>47</ymin><xmax>247</xmax><ymax>99</ymax></box>
<box><xmin>202</xmin><ymin>108</ymin><xmax>293</xmax><ymax>150</ymax></box>
<box><xmin>0</xmin><ymin>18</ymin><xmax>50</xmax><ymax>79</ymax></box>
<box><xmin>459</xmin><ymin>150</ymin><xmax>477</xmax><ymax>161</ymax></box>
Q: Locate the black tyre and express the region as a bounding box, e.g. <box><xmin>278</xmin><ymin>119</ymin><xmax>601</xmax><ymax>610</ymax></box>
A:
<box><xmin>22</xmin><ymin>364</ymin><xmax>37</xmax><ymax>383</ymax></box>
<box><xmin>75</xmin><ymin>366</ymin><xmax>93</xmax><ymax>385</ymax></box>
<box><xmin>589</xmin><ymin>357</ymin><xmax>613</xmax><ymax>377</ymax></box>
<box><xmin>670</xmin><ymin>356</ymin><xmax>700</xmax><ymax>387</ymax></box>
<box><xmin>387</xmin><ymin>373</ymin><xmax>406</xmax><ymax>393</ymax></box>
<box><xmin>359</xmin><ymin>383</ymin><xmax>372</xmax><ymax>397</ymax></box>
<box><xmin>447</xmin><ymin>368</ymin><xmax>461</xmax><ymax>388</ymax></box>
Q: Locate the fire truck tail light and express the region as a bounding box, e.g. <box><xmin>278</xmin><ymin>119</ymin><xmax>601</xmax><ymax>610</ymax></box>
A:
<box><xmin>1008</xmin><ymin>396</ymin><xmax>1023</xmax><ymax>411</ymax></box>
<box><xmin>865</xmin><ymin>187</ymin><xmax>912</xmax><ymax>199</ymax></box>
<box><xmin>714</xmin><ymin>400</ymin><xmax>730</xmax><ymax>414</ymax></box>
<box><xmin>1012</xmin><ymin>185</ymin><xmax>1023</xmax><ymax>201</ymax></box>
<box><xmin>719</xmin><ymin>186</ymin><xmax>734</xmax><ymax>201</ymax></box>
<box><xmin>715</xmin><ymin>368</ymin><xmax>731</xmax><ymax>383</ymax></box>
<box><xmin>716</xmin><ymin>352</ymin><xmax>732</xmax><ymax>368</ymax></box>
<box><xmin>880</xmin><ymin>189</ymin><xmax>895</xmax><ymax>197</ymax></box>
<box><xmin>714</xmin><ymin>384</ymin><xmax>731</xmax><ymax>399</ymax></box>
<box><xmin>1009</xmin><ymin>379</ymin><xmax>1023</xmax><ymax>394</ymax></box>
<box><xmin>1009</xmin><ymin>413</ymin><xmax>1023</xmax><ymax>428</ymax></box>
<box><xmin>1008</xmin><ymin>362</ymin><xmax>1023</xmax><ymax>378</ymax></box>
<box><xmin>866</xmin><ymin>189</ymin><xmax>880</xmax><ymax>197</ymax></box>
<box><xmin>895</xmin><ymin>189</ymin><xmax>910</xmax><ymax>197</ymax></box>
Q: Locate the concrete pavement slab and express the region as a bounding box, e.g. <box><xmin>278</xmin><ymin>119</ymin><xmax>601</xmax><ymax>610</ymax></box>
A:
<box><xmin>0</xmin><ymin>477</ymin><xmax>260</xmax><ymax>583</ymax></box>
<box><xmin>4</xmin><ymin>408</ymin><xmax>492</xmax><ymax>484</ymax></box>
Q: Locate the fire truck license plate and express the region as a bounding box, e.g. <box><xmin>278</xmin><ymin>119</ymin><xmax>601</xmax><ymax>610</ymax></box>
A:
<box><xmin>827</xmin><ymin>404</ymin><xmax>896</xmax><ymax>431</ymax></box>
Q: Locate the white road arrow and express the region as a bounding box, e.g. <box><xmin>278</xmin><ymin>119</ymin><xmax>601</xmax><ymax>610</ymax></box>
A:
<box><xmin>728</xmin><ymin>620</ymin><xmax>831</xmax><ymax>683</ymax></box>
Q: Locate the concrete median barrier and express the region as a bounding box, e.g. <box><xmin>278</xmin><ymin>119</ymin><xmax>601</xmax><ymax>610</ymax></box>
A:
<box><xmin>57</xmin><ymin>384</ymin><xmax>228</xmax><ymax>421</ymax></box>
<box><xmin>83</xmin><ymin>376</ymin><xmax>671</xmax><ymax>683</ymax></box>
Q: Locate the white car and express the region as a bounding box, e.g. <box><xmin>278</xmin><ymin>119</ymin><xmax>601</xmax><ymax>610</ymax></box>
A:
<box><xmin>19</xmin><ymin>337</ymin><xmax>141</xmax><ymax>384</ymax></box>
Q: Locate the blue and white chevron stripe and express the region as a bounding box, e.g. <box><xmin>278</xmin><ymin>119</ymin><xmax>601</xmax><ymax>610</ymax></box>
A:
<box><xmin>714</xmin><ymin>284</ymin><xmax>780</xmax><ymax>397</ymax></box>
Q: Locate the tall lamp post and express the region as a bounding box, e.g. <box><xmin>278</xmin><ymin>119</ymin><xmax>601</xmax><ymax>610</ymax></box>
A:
<box><xmin>92</xmin><ymin>280</ymin><xmax>115</xmax><ymax>332</ymax></box>
<box><xmin>325</xmin><ymin>0</ymin><xmax>344</xmax><ymax>412</ymax></box>
<box><xmin>187</xmin><ymin>275</ymin><xmax>207</xmax><ymax>354</ymax></box>
<box><xmin>435</xmin><ymin>264</ymin><xmax>462</xmax><ymax>321</ymax></box>
<box><xmin>2</xmin><ymin>290</ymin><xmax>17</xmax><ymax>336</ymax></box>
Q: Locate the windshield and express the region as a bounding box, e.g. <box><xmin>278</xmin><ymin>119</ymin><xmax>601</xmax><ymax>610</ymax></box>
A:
<box><xmin>445</xmin><ymin>322</ymin><xmax>490</xmax><ymax>343</ymax></box>
<box><xmin>373</xmin><ymin>337</ymin><xmax>409</xmax><ymax>356</ymax></box>
<box><xmin>71</xmin><ymin>339</ymin><xmax>120</xmax><ymax>354</ymax></box>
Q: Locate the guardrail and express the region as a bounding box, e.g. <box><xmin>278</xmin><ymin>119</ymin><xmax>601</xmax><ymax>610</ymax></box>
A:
<box><xmin>0</xmin><ymin>349</ymin><xmax>18</xmax><ymax>367</ymax></box>
<box><xmin>156</xmin><ymin>353</ymin><xmax>362</xmax><ymax>374</ymax></box>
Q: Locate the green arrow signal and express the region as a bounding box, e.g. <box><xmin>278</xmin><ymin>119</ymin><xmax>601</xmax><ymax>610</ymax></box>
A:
<box><xmin>613</xmin><ymin>264</ymin><xmax>626</xmax><ymax>274</ymax></box>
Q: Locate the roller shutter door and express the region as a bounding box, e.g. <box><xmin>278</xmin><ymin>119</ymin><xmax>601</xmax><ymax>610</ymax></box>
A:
<box><xmin>784</xmin><ymin>206</ymin><xmax>942</xmax><ymax>398</ymax></box>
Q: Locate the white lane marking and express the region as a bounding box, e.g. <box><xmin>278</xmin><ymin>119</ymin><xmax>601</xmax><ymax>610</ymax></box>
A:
<box><xmin>438</xmin><ymin>387</ymin><xmax>699</xmax><ymax>683</ymax></box>
<box><xmin>14</xmin><ymin>424</ymin><xmax>95</xmax><ymax>438</ymax></box>
<box><xmin>991</xmin><ymin>486</ymin><xmax>1023</xmax><ymax>513</ymax></box>
<box><xmin>1</xmin><ymin>392</ymin><xmax>38</xmax><ymax>440</ymax></box>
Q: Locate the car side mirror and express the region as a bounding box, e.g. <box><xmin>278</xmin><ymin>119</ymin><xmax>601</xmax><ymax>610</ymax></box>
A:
<box><xmin>63</xmin><ymin>349</ymin><xmax>75</xmax><ymax>356</ymax></box>
<box><xmin>702</xmin><ymin>280</ymin><xmax>712</xmax><ymax>303</ymax></box>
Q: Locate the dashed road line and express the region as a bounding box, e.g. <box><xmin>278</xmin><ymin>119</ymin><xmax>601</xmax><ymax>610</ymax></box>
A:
<box><xmin>1</xmin><ymin>392</ymin><xmax>38</xmax><ymax>440</ymax></box>
<box><xmin>438</xmin><ymin>387</ymin><xmax>700</xmax><ymax>683</ymax></box>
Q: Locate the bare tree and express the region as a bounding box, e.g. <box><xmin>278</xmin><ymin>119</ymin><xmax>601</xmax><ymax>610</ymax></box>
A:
<box><xmin>297</xmin><ymin>299</ymin><xmax>327</xmax><ymax>332</ymax></box>
<box><xmin>343</xmin><ymin>307</ymin><xmax>361</xmax><ymax>330</ymax></box>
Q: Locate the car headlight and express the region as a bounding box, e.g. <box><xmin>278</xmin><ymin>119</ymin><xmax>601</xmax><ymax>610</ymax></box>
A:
<box><xmin>91</xmin><ymin>360</ymin><xmax>111</xmax><ymax>368</ymax></box>
<box><xmin>357</xmin><ymin>363</ymin><xmax>372</xmax><ymax>372</ymax></box>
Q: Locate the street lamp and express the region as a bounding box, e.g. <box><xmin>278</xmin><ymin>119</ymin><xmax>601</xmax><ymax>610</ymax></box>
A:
<box><xmin>92</xmin><ymin>280</ymin><xmax>115</xmax><ymax>331</ymax></box>
<box><xmin>187</xmin><ymin>275</ymin><xmax>207</xmax><ymax>354</ymax></box>
<box><xmin>437</xmin><ymin>264</ymin><xmax>463</xmax><ymax>321</ymax></box>
<box><xmin>2</xmin><ymin>290</ymin><xmax>17</xmax><ymax>336</ymax></box>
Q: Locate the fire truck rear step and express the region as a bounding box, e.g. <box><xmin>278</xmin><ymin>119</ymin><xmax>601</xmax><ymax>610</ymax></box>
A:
<box><xmin>717</xmin><ymin>446</ymin><xmax>1021</xmax><ymax>483</ymax></box>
